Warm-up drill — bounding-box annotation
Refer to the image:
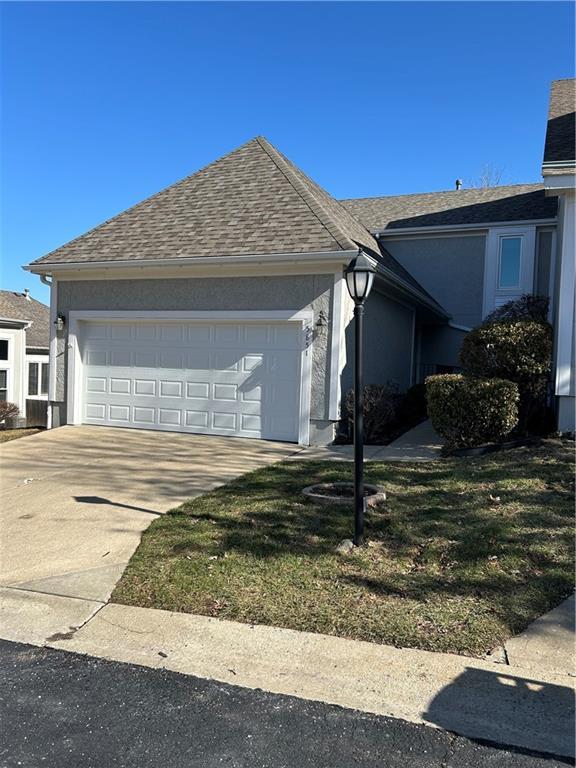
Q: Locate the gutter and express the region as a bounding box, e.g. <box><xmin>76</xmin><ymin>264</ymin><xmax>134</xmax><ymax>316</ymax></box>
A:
<box><xmin>25</xmin><ymin>246</ymin><xmax>448</xmax><ymax>319</ymax></box>
<box><xmin>373</xmin><ymin>217</ymin><xmax>558</xmax><ymax>237</ymax></box>
<box><xmin>542</xmin><ymin>160</ymin><xmax>576</xmax><ymax>169</ymax></box>
<box><xmin>0</xmin><ymin>316</ymin><xmax>31</xmax><ymax>329</ymax></box>
<box><xmin>23</xmin><ymin>249</ymin><xmax>359</xmax><ymax>274</ymax></box>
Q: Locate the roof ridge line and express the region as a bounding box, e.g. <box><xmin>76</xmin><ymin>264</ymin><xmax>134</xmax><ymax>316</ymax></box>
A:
<box><xmin>255</xmin><ymin>137</ymin><xmax>354</xmax><ymax>252</ymax></box>
<box><xmin>340</xmin><ymin>182</ymin><xmax>544</xmax><ymax>203</ymax></box>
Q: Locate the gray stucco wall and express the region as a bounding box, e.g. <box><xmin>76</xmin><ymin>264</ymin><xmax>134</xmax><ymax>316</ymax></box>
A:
<box><xmin>383</xmin><ymin>236</ymin><xmax>486</xmax><ymax>328</ymax></box>
<box><xmin>54</xmin><ymin>274</ymin><xmax>335</xmax><ymax>443</ymax></box>
<box><xmin>341</xmin><ymin>290</ymin><xmax>414</xmax><ymax>396</ymax></box>
<box><xmin>419</xmin><ymin>324</ymin><xmax>467</xmax><ymax>375</ymax></box>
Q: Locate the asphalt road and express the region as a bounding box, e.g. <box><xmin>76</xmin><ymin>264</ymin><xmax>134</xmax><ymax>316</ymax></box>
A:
<box><xmin>0</xmin><ymin>640</ymin><xmax>570</xmax><ymax>768</ymax></box>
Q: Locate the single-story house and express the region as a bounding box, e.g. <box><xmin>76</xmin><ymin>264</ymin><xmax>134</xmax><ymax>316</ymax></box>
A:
<box><xmin>25</xmin><ymin>78</ymin><xmax>575</xmax><ymax>443</ymax></box>
<box><xmin>0</xmin><ymin>289</ymin><xmax>50</xmax><ymax>424</ymax></box>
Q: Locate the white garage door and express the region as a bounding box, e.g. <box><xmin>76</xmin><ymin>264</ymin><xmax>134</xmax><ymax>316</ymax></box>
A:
<box><xmin>79</xmin><ymin>320</ymin><xmax>303</xmax><ymax>442</ymax></box>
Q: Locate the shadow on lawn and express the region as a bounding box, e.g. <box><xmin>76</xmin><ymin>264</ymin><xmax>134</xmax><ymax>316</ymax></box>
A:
<box><xmin>158</xmin><ymin>447</ymin><xmax>574</xmax><ymax>628</ymax></box>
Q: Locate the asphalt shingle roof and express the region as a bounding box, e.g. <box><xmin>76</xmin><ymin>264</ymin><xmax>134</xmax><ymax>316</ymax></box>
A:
<box><xmin>0</xmin><ymin>291</ymin><xmax>50</xmax><ymax>348</ymax></box>
<box><xmin>543</xmin><ymin>78</ymin><xmax>575</xmax><ymax>166</ymax></box>
<box><xmin>29</xmin><ymin>136</ymin><xmax>445</xmax><ymax>313</ymax></box>
<box><xmin>30</xmin><ymin>137</ymin><xmax>379</xmax><ymax>266</ymax></box>
<box><xmin>340</xmin><ymin>183</ymin><xmax>558</xmax><ymax>231</ymax></box>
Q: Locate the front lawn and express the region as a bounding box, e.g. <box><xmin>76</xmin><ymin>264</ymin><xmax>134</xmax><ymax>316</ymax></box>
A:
<box><xmin>0</xmin><ymin>428</ymin><xmax>42</xmax><ymax>444</ymax></box>
<box><xmin>112</xmin><ymin>440</ymin><xmax>574</xmax><ymax>657</ymax></box>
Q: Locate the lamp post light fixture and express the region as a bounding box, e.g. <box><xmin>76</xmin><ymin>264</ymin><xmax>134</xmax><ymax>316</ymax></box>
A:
<box><xmin>345</xmin><ymin>249</ymin><xmax>377</xmax><ymax>546</ymax></box>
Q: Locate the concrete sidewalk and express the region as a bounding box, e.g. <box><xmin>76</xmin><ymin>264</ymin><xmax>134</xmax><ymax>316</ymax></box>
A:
<box><xmin>1</xmin><ymin>592</ymin><xmax>573</xmax><ymax>758</ymax></box>
<box><xmin>33</xmin><ymin>602</ymin><xmax>576</xmax><ymax>759</ymax></box>
<box><xmin>290</xmin><ymin>420</ymin><xmax>444</xmax><ymax>462</ymax></box>
<box><xmin>504</xmin><ymin>594</ymin><xmax>575</xmax><ymax>676</ymax></box>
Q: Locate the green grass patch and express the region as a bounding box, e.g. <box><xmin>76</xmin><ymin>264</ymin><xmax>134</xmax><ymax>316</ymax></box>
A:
<box><xmin>112</xmin><ymin>439</ymin><xmax>575</xmax><ymax>656</ymax></box>
<box><xmin>0</xmin><ymin>428</ymin><xmax>42</xmax><ymax>444</ymax></box>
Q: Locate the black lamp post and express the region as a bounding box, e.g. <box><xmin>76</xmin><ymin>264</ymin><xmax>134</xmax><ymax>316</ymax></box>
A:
<box><xmin>345</xmin><ymin>249</ymin><xmax>377</xmax><ymax>546</ymax></box>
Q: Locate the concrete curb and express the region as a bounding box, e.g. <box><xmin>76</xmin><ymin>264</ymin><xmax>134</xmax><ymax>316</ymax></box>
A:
<box><xmin>35</xmin><ymin>602</ymin><xmax>574</xmax><ymax>759</ymax></box>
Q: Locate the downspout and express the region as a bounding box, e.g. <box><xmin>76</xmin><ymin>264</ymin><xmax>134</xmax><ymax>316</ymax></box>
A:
<box><xmin>40</xmin><ymin>274</ymin><xmax>55</xmax><ymax>429</ymax></box>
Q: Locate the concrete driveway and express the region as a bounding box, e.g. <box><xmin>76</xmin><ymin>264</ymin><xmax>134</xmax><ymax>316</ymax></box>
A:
<box><xmin>0</xmin><ymin>426</ymin><xmax>297</xmax><ymax>644</ymax></box>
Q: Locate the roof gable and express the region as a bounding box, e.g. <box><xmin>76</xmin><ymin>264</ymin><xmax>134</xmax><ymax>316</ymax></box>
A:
<box><xmin>31</xmin><ymin>137</ymin><xmax>379</xmax><ymax>267</ymax></box>
<box><xmin>0</xmin><ymin>291</ymin><xmax>50</xmax><ymax>348</ymax></box>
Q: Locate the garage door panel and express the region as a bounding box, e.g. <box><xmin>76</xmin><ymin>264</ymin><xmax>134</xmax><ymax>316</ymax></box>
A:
<box><xmin>110</xmin><ymin>324</ymin><xmax>133</xmax><ymax>340</ymax></box>
<box><xmin>110</xmin><ymin>378</ymin><xmax>131</xmax><ymax>394</ymax></box>
<box><xmin>86</xmin><ymin>403</ymin><xmax>106</xmax><ymax>420</ymax></box>
<box><xmin>182</xmin><ymin>409</ymin><xmax>206</xmax><ymax>428</ymax></box>
<box><xmin>80</xmin><ymin>320</ymin><xmax>302</xmax><ymax>442</ymax></box>
<box><xmin>186</xmin><ymin>381</ymin><xmax>210</xmax><ymax>399</ymax></box>
<box><xmin>109</xmin><ymin>405</ymin><xmax>130</xmax><ymax>422</ymax></box>
<box><xmin>86</xmin><ymin>376</ymin><xmax>107</xmax><ymax>393</ymax></box>
<box><xmin>188</xmin><ymin>325</ymin><xmax>212</xmax><ymax>344</ymax></box>
<box><xmin>134</xmin><ymin>406</ymin><xmax>156</xmax><ymax>424</ymax></box>
<box><xmin>86</xmin><ymin>349</ymin><xmax>107</xmax><ymax>366</ymax></box>
<box><xmin>110</xmin><ymin>350</ymin><xmax>131</xmax><ymax>366</ymax></box>
<box><xmin>186</xmin><ymin>350</ymin><xmax>211</xmax><ymax>370</ymax></box>
<box><xmin>159</xmin><ymin>380</ymin><xmax>183</xmax><ymax>398</ymax></box>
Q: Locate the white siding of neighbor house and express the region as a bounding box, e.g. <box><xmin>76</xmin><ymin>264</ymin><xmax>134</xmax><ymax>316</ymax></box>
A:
<box><xmin>553</xmin><ymin>193</ymin><xmax>576</xmax><ymax>431</ymax></box>
<box><xmin>0</xmin><ymin>326</ymin><xmax>27</xmax><ymax>416</ymax></box>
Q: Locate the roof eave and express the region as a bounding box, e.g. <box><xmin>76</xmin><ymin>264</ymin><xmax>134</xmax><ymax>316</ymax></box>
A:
<box><xmin>24</xmin><ymin>249</ymin><xmax>360</xmax><ymax>275</ymax></box>
<box><xmin>372</xmin><ymin>217</ymin><xmax>559</xmax><ymax>237</ymax></box>
<box><xmin>0</xmin><ymin>317</ymin><xmax>31</xmax><ymax>329</ymax></box>
<box><xmin>374</xmin><ymin>264</ymin><xmax>450</xmax><ymax>320</ymax></box>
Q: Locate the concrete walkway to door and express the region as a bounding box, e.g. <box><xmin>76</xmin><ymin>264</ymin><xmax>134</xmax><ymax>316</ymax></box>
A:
<box><xmin>0</xmin><ymin>425</ymin><xmax>297</xmax><ymax>644</ymax></box>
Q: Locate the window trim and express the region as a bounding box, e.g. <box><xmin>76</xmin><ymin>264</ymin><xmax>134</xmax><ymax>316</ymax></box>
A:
<box><xmin>497</xmin><ymin>235</ymin><xmax>523</xmax><ymax>290</ymax></box>
<box><xmin>482</xmin><ymin>225</ymin><xmax>536</xmax><ymax>318</ymax></box>
<box><xmin>0</xmin><ymin>368</ymin><xmax>9</xmax><ymax>402</ymax></box>
<box><xmin>26</xmin><ymin>355</ymin><xmax>49</xmax><ymax>400</ymax></box>
<box><xmin>0</xmin><ymin>334</ymin><xmax>14</xmax><ymax>404</ymax></box>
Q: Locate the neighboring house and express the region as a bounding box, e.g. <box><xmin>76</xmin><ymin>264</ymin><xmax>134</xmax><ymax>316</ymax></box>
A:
<box><xmin>0</xmin><ymin>290</ymin><xmax>50</xmax><ymax>424</ymax></box>
<box><xmin>25</xmin><ymin>78</ymin><xmax>575</xmax><ymax>444</ymax></box>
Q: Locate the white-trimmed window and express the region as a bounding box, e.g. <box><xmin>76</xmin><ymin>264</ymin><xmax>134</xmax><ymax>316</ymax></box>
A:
<box><xmin>0</xmin><ymin>369</ymin><xmax>7</xmax><ymax>401</ymax></box>
<box><xmin>0</xmin><ymin>336</ymin><xmax>10</xmax><ymax>402</ymax></box>
<box><xmin>483</xmin><ymin>226</ymin><xmax>536</xmax><ymax>316</ymax></box>
<box><xmin>27</xmin><ymin>359</ymin><xmax>49</xmax><ymax>399</ymax></box>
<box><xmin>498</xmin><ymin>236</ymin><xmax>522</xmax><ymax>289</ymax></box>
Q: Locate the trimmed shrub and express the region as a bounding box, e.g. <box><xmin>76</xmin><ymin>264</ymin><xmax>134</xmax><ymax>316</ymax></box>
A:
<box><xmin>344</xmin><ymin>383</ymin><xmax>401</xmax><ymax>444</ymax></box>
<box><xmin>426</xmin><ymin>374</ymin><xmax>519</xmax><ymax>449</ymax></box>
<box><xmin>0</xmin><ymin>401</ymin><xmax>19</xmax><ymax>424</ymax></box>
<box><xmin>483</xmin><ymin>294</ymin><xmax>549</xmax><ymax>326</ymax></box>
<box><xmin>459</xmin><ymin>320</ymin><xmax>553</xmax><ymax>433</ymax></box>
<box><xmin>459</xmin><ymin>320</ymin><xmax>552</xmax><ymax>381</ymax></box>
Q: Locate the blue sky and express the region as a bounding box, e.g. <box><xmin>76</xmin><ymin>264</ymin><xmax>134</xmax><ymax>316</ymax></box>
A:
<box><xmin>1</xmin><ymin>1</ymin><xmax>574</xmax><ymax>304</ymax></box>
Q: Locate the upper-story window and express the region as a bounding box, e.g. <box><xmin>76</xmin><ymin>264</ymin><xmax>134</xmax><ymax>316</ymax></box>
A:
<box><xmin>498</xmin><ymin>236</ymin><xmax>522</xmax><ymax>288</ymax></box>
<box><xmin>0</xmin><ymin>340</ymin><xmax>8</xmax><ymax>361</ymax></box>
<box><xmin>483</xmin><ymin>226</ymin><xmax>537</xmax><ymax>317</ymax></box>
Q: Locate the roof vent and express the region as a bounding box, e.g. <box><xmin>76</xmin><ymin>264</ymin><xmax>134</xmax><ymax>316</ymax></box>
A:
<box><xmin>23</xmin><ymin>288</ymin><xmax>31</xmax><ymax>300</ymax></box>
<box><xmin>455</xmin><ymin>179</ymin><xmax>463</xmax><ymax>191</ymax></box>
